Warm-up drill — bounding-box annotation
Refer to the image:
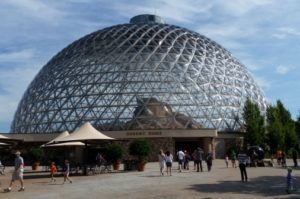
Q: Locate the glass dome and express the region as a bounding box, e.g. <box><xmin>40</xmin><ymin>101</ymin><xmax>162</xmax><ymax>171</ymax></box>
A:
<box><xmin>11</xmin><ymin>15</ymin><xmax>267</xmax><ymax>133</ymax></box>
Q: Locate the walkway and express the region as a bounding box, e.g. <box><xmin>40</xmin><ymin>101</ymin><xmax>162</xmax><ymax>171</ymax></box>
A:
<box><xmin>0</xmin><ymin>159</ymin><xmax>299</xmax><ymax>199</ymax></box>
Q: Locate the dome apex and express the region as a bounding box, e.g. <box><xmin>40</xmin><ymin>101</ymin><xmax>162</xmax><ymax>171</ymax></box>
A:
<box><xmin>130</xmin><ymin>14</ymin><xmax>165</xmax><ymax>24</ymax></box>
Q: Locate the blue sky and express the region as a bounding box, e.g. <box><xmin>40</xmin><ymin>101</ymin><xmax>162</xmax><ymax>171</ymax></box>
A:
<box><xmin>0</xmin><ymin>0</ymin><xmax>300</xmax><ymax>133</ymax></box>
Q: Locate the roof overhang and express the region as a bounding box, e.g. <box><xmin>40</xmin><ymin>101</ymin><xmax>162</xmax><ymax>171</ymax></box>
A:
<box><xmin>1</xmin><ymin>129</ymin><xmax>217</xmax><ymax>142</ymax></box>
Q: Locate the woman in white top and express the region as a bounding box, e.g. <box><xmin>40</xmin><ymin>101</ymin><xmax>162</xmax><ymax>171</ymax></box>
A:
<box><xmin>158</xmin><ymin>149</ymin><xmax>166</xmax><ymax>175</ymax></box>
<box><xmin>165</xmin><ymin>151</ymin><xmax>173</xmax><ymax>176</ymax></box>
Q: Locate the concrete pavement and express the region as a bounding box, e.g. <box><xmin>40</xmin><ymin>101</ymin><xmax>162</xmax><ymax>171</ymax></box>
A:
<box><xmin>1</xmin><ymin>159</ymin><xmax>300</xmax><ymax>199</ymax></box>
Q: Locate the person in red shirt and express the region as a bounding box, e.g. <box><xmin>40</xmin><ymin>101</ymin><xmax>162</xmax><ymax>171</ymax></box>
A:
<box><xmin>50</xmin><ymin>162</ymin><xmax>57</xmax><ymax>183</ymax></box>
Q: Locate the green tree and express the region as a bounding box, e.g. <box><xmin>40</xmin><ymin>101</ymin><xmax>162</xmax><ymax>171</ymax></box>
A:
<box><xmin>266</xmin><ymin>105</ymin><xmax>284</xmax><ymax>151</ymax></box>
<box><xmin>277</xmin><ymin>100</ymin><xmax>297</xmax><ymax>150</ymax></box>
<box><xmin>296</xmin><ymin>113</ymin><xmax>300</xmax><ymax>149</ymax></box>
<box><xmin>266</xmin><ymin>100</ymin><xmax>297</xmax><ymax>152</ymax></box>
<box><xmin>243</xmin><ymin>98</ymin><xmax>265</xmax><ymax>146</ymax></box>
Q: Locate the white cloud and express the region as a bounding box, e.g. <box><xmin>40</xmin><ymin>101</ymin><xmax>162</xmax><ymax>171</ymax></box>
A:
<box><xmin>254</xmin><ymin>76</ymin><xmax>271</xmax><ymax>91</ymax></box>
<box><xmin>272</xmin><ymin>27</ymin><xmax>300</xmax><ymax>39</ymax></box>
<box><xmin>216</xmin><ymin>0</ymin><xmax>273</xmax><ymax>16</ymax></box>
<box><xmin>0</xmin><ymin>49</ymin><xmax>35</xmax><ymax>63</ymax></box>
<box><xmin>110</xmin><ymin>0</ymin><xmax>213</xmax><ymax>23</ymax></box>
<box><xmin>276</xmin><ymin>65</ymin><xmax>294</xmax><ymax>75</ymax></box>
<box><xmin>0</xmin><ymin>65</ymin><xmax>39</xmax><ymax>125</ymax></box>
<box><xmin>272</xmin><ymin>33</ymin><xmax>286</xmax><ymax>39</ymax></box>
<box><xmin>1</xmin><ymin>0</ymin><xmax>65</xmax><ymax>23</ymax></box>
<box><xmin>278</xmin><ymin>27</ymin><xmax>300</xmax><ymax>36</ymax></box>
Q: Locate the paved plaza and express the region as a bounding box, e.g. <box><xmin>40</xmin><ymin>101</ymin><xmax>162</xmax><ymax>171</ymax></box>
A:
<box><xmin>1</xmin><ymin>159</ymin><xmax>300</xmax><ymax>199</ymax></box>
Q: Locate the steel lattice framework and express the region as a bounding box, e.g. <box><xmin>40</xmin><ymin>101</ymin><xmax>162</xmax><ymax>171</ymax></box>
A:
<box><xmin>11</xmin><ymin>15</ymin><xmax>267</xmax><ymax>133</ymax></box>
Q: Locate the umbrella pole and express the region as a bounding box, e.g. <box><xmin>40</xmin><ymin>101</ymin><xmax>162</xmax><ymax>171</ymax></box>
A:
<box><xmin>83</xmin><ymin>141</ymin><xmax>88</xmax><ymax>175</ymax></box>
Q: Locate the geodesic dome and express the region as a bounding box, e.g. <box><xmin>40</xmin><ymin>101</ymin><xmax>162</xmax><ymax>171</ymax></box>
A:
<box><xmin>11</xmin><ymin>14</ymin><xmax>266</xmax><ymax>133</ymax></box>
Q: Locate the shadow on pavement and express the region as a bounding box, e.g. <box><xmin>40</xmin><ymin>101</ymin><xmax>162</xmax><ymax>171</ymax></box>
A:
<box><xmin>187</xmin><ymin>175</ymin><xmax>300</xmax><ymax>197</ymax></box>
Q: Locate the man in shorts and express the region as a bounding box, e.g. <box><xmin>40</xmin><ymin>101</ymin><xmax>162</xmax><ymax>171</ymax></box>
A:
<box><xmin>5</xmin><ymin>151</ymin><xmax>25</xmax><ymax>192</ymax></box>
<box><xmin>177</xmin><ymin>149</ymin><xmax>185</xmax><ymax>172</ymax></box>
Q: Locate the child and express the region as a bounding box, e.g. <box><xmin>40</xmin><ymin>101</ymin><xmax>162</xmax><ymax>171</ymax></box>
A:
<box><xmin>63</xmin><ymin>160</ymin><xmax>72</xmax><ymax>184</ymax></box>
<box><xmin>49</xmin><ymin>162</ymin><xmax>57</xmax><ymax>182</ymax></box>
<box><xmin>225</xmin><ymin>155</ymin><xmax>229</xmax><ymax>168</ymax></box>
<box><xmin>286</xmin><ymin>167</ymin><xmax>293</xmax><ymax>194</ymax></box>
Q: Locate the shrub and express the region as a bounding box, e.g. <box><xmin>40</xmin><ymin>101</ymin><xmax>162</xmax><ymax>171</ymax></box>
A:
<box><xmin>28</xmin><ymin>147</ymin><xmax>44</xmax><ymax>163</ymax></box>
<box><xmin>105</xmin><ymin>143</ymin><xmax>123</xmax><ymax>163</ymax></box>
<box><xmin>129</xmin><ymin>139</ymin><xmax>151</xmax><ymax>162</ymax></box>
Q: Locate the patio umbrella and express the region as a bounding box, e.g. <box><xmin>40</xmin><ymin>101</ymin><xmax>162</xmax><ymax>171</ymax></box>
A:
<box><xmin>56</xmin><ymin>122</ymin><xmax>114</xmax><ymax>175</ymax></box>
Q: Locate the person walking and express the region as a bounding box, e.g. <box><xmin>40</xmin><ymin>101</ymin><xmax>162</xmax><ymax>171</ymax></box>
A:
<box><xmin>5</xmin><ymin>151</ymin><xmax>25</xmax><ymax>192</ymax></box>
<box><xmin>238</xmin><ymin>149</ymin><xmax>249</xmax><ymax>182</ymax></box>
<box><xmin>0</xmin><ymin>159</ymin><xmax>4</xmax><ymax>175</ymax></box>
<box><xmin>184</xmin><ymin>150</ymin><xmax>190</xmax><ymax>170</ymax></box>
<box><xmin>276</xmin><ymin>149</ymin><xmax>283</xmax><ymax>165</ymax></box>
<box><xmin>193</xmin><ymin>147</ymin><xmax>203</xmax><ymax>172</ymax></box>
<box><xmin>230</xmin><ymin>150</ymin><xmax>237</xmax><ymax>168</ymax></box>
<box><xmin>282</xmin><ymin>152</ymin><xmax>287</xmax><ymax>168</ymax></box>
<box><xmin>49</xmin><ymin>162</ymin><xmax>57</xmax><ymax>183</ymax></box>
<box><xmin>292</xmin><ymin>149</ymin><xmax>298</xmax><ymax>167</ymax></box>
<box><xmin>286</xmin><ymin>167</ymin><xmax>294</xmax><ymax>194</ymax></box>
<box><xmin>165</xmin><ymin>151</ymin><xmax>173</xmax><ymax>176</ymax></box>
<box><xmin>206</xmin><ymin>152</ymin><xmax>213</xmax><ymax>172</ymax></box>
<box><xmin>177</xmin><ymin>149</ymin><xmax>185</xmax><ymax>172</ymax></box>
<box><xmin>158</xmin><ymin>149</ymin><xmax>166</xmax><ymax>175</ymax></box>
<box><xmin>63</xmin><ymin>159</ymin><xmax>72</xmax><ymax>184</ymax></box>
<box><xmin>225</xmin><ymin>155</ymin><xmax>229</xmax><ymax>168</ymax></box>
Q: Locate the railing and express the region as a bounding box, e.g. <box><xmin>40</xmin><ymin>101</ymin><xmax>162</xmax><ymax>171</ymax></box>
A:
<box><xmin>86</xmin><ymin>162</ymin><xmax>112</xmax><ymax>175</ymax></box>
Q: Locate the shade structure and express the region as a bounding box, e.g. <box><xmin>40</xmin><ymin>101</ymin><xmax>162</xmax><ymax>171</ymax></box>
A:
<box><xmin>44</xmin><ymin>130</ymin><xmax>70</xmax><ymax>145</ymax></box>
<box><xmin>56</xmin><ymin>122</ymin><xmax>114</xmax><ymax>175</ymax></box>
<box><xmin>42</xmin><ymin>142</ymin><xmax>85</xmax><ymax>147</ymax></box>
<box><xmin>0</xmin><ymin>134</ymin><xmax>13</xmax><ymax>141</ymax></box>
<box><xmin>0</xmin><ymin>134</ymin><xmax>22</xmax><ymax>143</ymax></box>
<box><xmin>41</xmin><ymin>130</ymin><xmax>85</xmax><ymax>147</ymax></box>
<box><xmin>57</xmin><ymin>122</ymin><xmax>114</xmax><ymax>143</ymax></box>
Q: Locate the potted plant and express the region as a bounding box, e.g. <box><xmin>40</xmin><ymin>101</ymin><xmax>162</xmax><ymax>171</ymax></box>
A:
<box><xmin>28</xmin><ymin>147</ymin><xmax>44</xmax><ymax>170</ymax></box>
<box><xmin>105</xmin><ymin>143</ymin><xmax>123</xmax><ymax>170</ymax></box>
<box><xmin>129</xmin><ymin>139</ymin><xmax>151</xmax><ymax>171</ymax></box>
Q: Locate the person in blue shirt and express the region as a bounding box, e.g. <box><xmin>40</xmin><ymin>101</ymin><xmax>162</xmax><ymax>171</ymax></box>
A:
<box><xmin>286</xmin><ymin>167</ymin><xmax>293</xmax><ymax>194</ymax></box>
<box><xmin>63</xmin><ymin>159</ymin><xmax>72</xmax><ymax>184</ymax></box>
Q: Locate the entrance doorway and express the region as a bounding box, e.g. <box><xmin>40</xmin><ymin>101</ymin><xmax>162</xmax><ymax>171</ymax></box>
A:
<box><xmin>175</xmin><ymin>140</ymin><xmax>203</xmax><ymax>154</ymax></box>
